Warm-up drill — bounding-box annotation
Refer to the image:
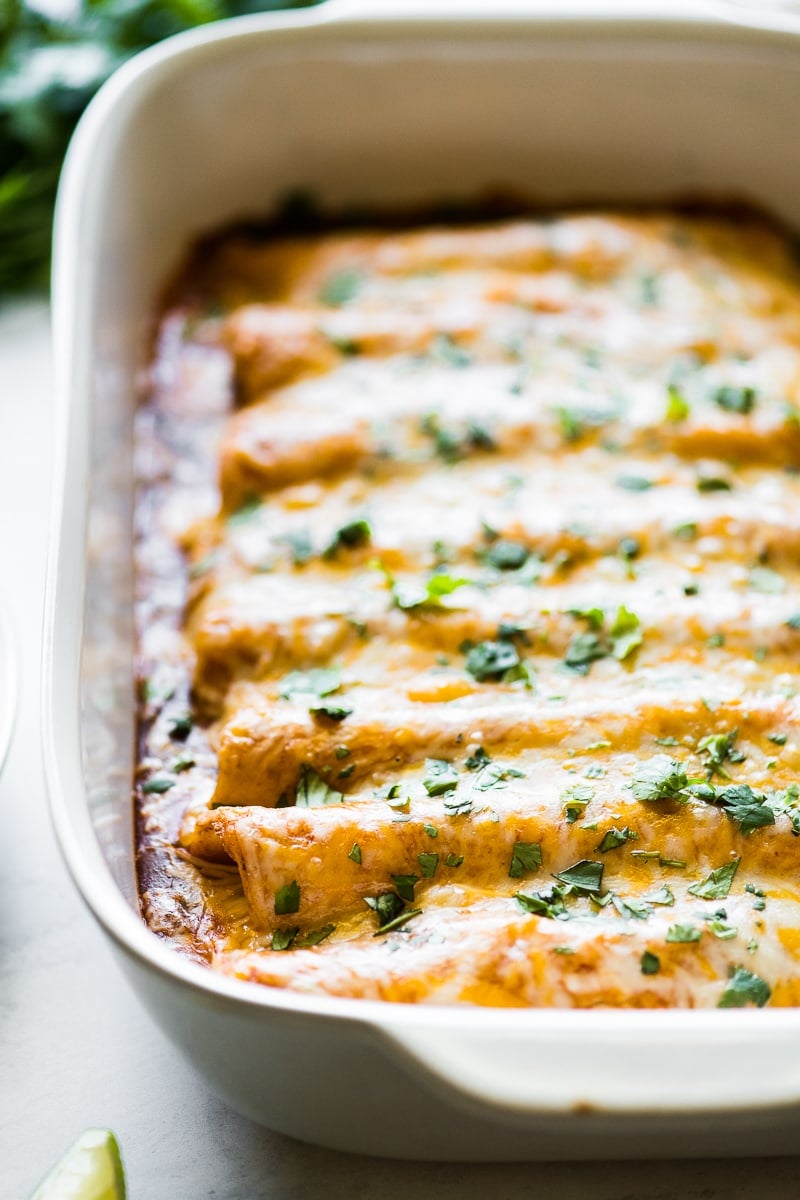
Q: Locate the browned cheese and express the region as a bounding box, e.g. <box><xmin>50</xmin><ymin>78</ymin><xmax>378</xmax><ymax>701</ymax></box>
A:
<box><xmin>135</xmin><ymin>211</ymin><xmax>800</xmax><ymax>1008</ymax></box>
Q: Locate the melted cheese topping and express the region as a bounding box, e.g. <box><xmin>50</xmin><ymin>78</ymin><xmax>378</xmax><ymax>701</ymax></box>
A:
<box><xmin>136</xmin><ymin>211</ymin><xmax>800</xmax><ymax>1008</ymax></box>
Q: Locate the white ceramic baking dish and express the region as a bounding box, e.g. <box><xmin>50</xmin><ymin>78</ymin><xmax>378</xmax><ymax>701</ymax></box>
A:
<box><xmin>45</xmin><ymin>0</ymin><xmax>800</xmax><ymax>1160</ymax></box>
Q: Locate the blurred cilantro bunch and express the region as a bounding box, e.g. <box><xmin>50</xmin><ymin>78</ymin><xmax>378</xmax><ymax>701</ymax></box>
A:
<box><xmin>0</xmin><ymin>0</ymin><xmax>316</xmax><ymax>295</ymax></box>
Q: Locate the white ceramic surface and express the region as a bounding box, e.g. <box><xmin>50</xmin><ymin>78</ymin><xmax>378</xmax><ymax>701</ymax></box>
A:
<box><xmin>46</xmin><ymin>0</ymin><xmax>800</xmax><ymax>1159</ymax></box>
<box><xmin>0</xmin><ymin>596</ymin><xmax>17</xmax><ymax>781</ymax></box>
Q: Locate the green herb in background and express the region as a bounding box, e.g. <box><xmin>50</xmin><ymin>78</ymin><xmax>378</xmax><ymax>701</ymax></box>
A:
<box><xmin>0</xmin><ymin>0</ymin><xmax>317</xmax><ymax>295</ymax></box>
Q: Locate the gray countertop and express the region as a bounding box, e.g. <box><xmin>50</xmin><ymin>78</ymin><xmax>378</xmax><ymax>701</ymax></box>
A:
<box><xmin>2</xmin><ymin>300</ymin><xmax>800</xmax><ymax>1198</ymax></box>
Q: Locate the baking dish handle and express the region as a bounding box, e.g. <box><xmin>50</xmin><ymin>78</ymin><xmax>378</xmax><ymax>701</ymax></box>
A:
<box><xmin>383</xmin><ymin>1016</ymin><xmax>800</xmax><ymax>1115</ymax></box>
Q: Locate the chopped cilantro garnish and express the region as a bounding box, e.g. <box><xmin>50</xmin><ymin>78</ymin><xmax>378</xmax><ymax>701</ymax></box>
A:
<box><xmin>718</xmin><ymin>965</ymin><xmax>770</xmax><ymax>1008</ymax></box>
<box><xmin>618</xmin><ymin>537</ymin><xmax>641</xmax><ymax>562</ymax></box>
<box><xmin>431</xmin><ymin>333</ymin><xmax>472</xmax><ymax>369</ymax></box>
<box><xmin>364</xmin><ymin>891</ymin><xmax>405</xmax><ymax>928</ymax></box>
<box><xmin>318</xmin><ymin>268</ymin><xmax>363</xmax><ymax>307</ymax></box>
<box><xmin>423</xmin><ymin>759</ymin><xmax>459</xmax><ymax>796</ymax></box>
<box><xmin>696</xmin><ymin>729</ymin><xmax>744</xmax><ymax>781</ymax></box>
<box><xmin>553</xmin><ymin>859</ymin><xmax>604</xmax><ymax>895</ymax></box>
<box><xmin>365</xmin><ymin>891</ymin><xmax>422</xmax><ymax>936</ymax></box>
<box><xmin>465</xmin><ymin>746</ymin><xmax>491</xmax><ymax>771</ymax></box>
<box><xmin>644</xmin><ymin>884</ymin><xmax>675</xmax><ymax>906</ymax></box>
<box><xmin>641</xmin><ymin>950</ymin><xmax>661</xmax><ymax>975</ymax></box>
<box><xmin>564</xmin><ymin>605</ymin><xmax>642</xmax><ymax>672</ymax></box>
<box><xmin>168</xmin><ymin>715</ymin><xmax>192</xmax><ymax>741</ymax></box>
<box><xmin>714</xmin><ymin>783</ymin><xmax>776</xmax><ymax>835</ymax></box>
<box><xmin>423</xmin><ymin>823</ymin><xmax>439</xmax><ymax>839</ymax></box>
<box><xmin>272</xmin><ymin>928</ymin><xmax>299</xmax><ymax>952</ymax></box>
<box><xmin>296</xmin><ymin>765</ymin><xmax>344</xmax><ymax>808</ymax></box>
<box><xmin>666</xmin><ymin>924</ymin><xmax>701</xmax><ymax>943</ymax></box>
<box><xmin>711</xmin><ymin>384</ymin><xmax>756</xmax><ymax>415</ymax></box>
<box><xmin>445</xmin><ymin>854</ymin><xmax>464</xmax><ymax>868</ymax></box>
<box><xmin>697</xmin><ymin>475</ymin><xmax>733</xmax><ymax>493</ymax></box>
<box><xmin>280</xmin><ymin>667</ymin><xmax>341</xmax><ymax>701</ymax></box>
<box><xmin>666</xmin><ymin>385</ymin><xmax>690</xmax><ymax>423</ymax></box>
<box><xmin>465</xmin><ymin>639</ymin><xmax>520</xmax><ymax>681</ymax></box>
<box><xmin>393</xmin><ymin>572</ymin><xmax>469</xmax><ymax>612</ymax></box>
<box><xmin>391</xmin><ymin>874</ymin><xmax>419</xmax><ymax>902</ymax></box>
<box><xmin>748</xmin><ymin>566</ymin><xmax>785</xmax><ymax>595</ymax></box>
<box><xmin>295</xmin><ymin>924</ymin><xmax>336</xmax><ymax>948</ymax></box>
<box><xmin>631</xmin><ymin>755</ymin><xmax>689</xmax><ymax>802</ymax></box>
<box><xmin>612</xmin><ymin>895</ymin><xmax>652</xmax><ymax>920</ymax></box>
<box><xmin>687</xmin><ymin>858</ymin><xmax>740</xmax><ymax>900</ymax></box>
<box><xmin>561</xmin><ymin>783</ymin><xmax>594</xmax><ymax>823</ymax></box>
<box><xmin>616</xmin><ymin>474</ymin><xmax>654</xmax><ymax>492</ymax></box>
<box><xmin>444</xmin><ymin>794</ymin><xmax>473</xmax><ymax>818</ymax></box>
<box><xmin>141</xmin><ymin>777</ymin><xmax>175</xmax><ymax>794</ymax></box>
<box><xmin>227</xmin><ymin>497</ymin><xmax>261</xmax><ymax>526</ymax></box>
<box><xmin>309</xmin><ymin>701</ymin><xmax>353</xmax><ymax>722</ymax></box>
<box><xmin>324</xmin><ymin>518</ymin><xmax>372</xmax><ymax>558</ymax></box>
<box><xmin>610</xmin><ymin>605</ymin><xmax>642</xmax><ymax>660</ymax></box>
<box><xmin>706</xmin><ymin>919</ymin><xmax>738</xmax><ymax>940</ymax></box>
<box><xmin>274</xmin><ymin>881</ymin><xmax>301</xmax><ymax>916</ymax></box>
<box><xmin>348</xmin><ymin>843</ymin><xmax>362</xmax><ymax>865</ymax></box>
<box><xmin>279</xmin><ymin>529</ymin><xmax>314</xmax><ymax>566</ymax></box>
<box><xmin>564</xmin><ymin>630</ymin><xmax>608</xmax><ymax>674</ymax></box>
<box><xmin>508</xmin><ymin>841</ymin><xmax>543</xmax><ymax>879</ymax></box>
<box><xmin>417</xmin><ymin>852</ymin><xmax>439</xmax><ymax>878</ymax></box>
<box><xmin>484</xmin><ymin>539</ymin><xmax>530</xmax><ymax>570</ymax></box>
<box><xmin>596</xmin><ymin>827</ymin><xmax>638</xmax><ymax>853</ymax></box>
<box><xmin>515</xmin><ymin>885</ymin><xmax>570</xmax><ymax>919</ymax></box>
<box><xmin>673</xmin><ymin>522</ymin><xmax>698</xmax><ymax>542</ymax></box>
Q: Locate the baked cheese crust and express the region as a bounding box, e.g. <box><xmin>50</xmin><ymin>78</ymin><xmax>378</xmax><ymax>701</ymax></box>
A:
<box><xmin>136</xmin><ymin>210</ymin><xmax>800</xmax><ymax>1008</ymax></box>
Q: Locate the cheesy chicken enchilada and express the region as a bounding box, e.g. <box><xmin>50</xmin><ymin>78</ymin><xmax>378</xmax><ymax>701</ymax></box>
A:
<box><xmin>136</xmin><ymin>209</ymin><xmax>800</xmax><ymax>1008</ymax></box>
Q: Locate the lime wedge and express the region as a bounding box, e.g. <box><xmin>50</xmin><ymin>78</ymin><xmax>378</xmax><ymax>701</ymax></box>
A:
<box><xmin>31</xmin><ymin>1129</ymin><xmax>125</xmax><ymax>1200</ymax></box>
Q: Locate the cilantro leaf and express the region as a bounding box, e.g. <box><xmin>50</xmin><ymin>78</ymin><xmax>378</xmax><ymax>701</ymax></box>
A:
<box><xmin>294</xmin><ymin>924</ymin><xmax>336</xmax><ymax>948</ymax></box>
<box><xmin>515</xmin><ymin>885</ymin><xmax>570</xmax><ymax>919</ymax></box>
<box><xmin>391</xmin><ymin>874</ymin><xmax>419</xmax><ymax>902</ymax></box>
<box><xmin>612</xmin><ymin>894</ymin><xmax>653</xmax><ymax>920</ymax></box>
<box><xmin>318</xmin><ymin>268</ymin><xmax>363</xmax><ymax>306</ymax></box>
<box><xmin>610</xmin><ymin>605</ymin><xmax>642</xmax><ymax>661</ymax></box>
<box><xmin>364</xmin><ymin>891</ymin><xmax>405</xmax><ymax>929</ymax></box>
<box><xmin>280</xmin><ymin>667</ymin><xmax>341</xmax><ymax>701</ymax></box>
<box><xmin>561</xmin><ymin>783</ymin><xmax>594</xmax><ymax>824</ymax></box>
<box><xmin>715</xmin><ymin>783</ymin><xmax>776</xmax><ymax>835</ymax></box>
<box><xmin>641</xmin><ymin>950</ymin><xmax>661</xmax><ymax>975</ymax></box>
<box><xmin>718</xmin><ymin>965</ymin><xmax>771</xmax><ymax>1008</ymax></box>
<box><xmin>644</xmin><ymin>884</ymin><xmax>675</xmax><ymax>907</ymax></box>
<box><xmin>417</xmin><ymin>852</ymin><xmax>439</xmax><ymax>878</ymax></box>
<box><xmin>271</xmin><ymin>927</ymin><xmax>299</xmax><ymax>951</ymax></box>
<box><xmin>274</xmin><ymin>880</ymin><xmax>301</xmax><ymax>916</ymax></box>
<box><xmin>696</xmin><ymin>730</ymin><xmax>742</xmax><ymax>781</ymax></box>
<box><xmin>666</xmin><ymin>924</ymin><xmax>701</xmax><ymax>943</ymax></box>
<box><xmin>687</xmin><ymin>858</ymin><xmax>740</xmax><ymax>900</ymax></box>
<box><xmin>484</xmin><ymin>539</ymin><xmax>530</xmax><ymax>571</ymax></box>
<box><xmin>464</xmin><ymin>639</ymin><xmax>520</xmax><ymax>681</ymax></box>
<box><xmin>596</xmin><ymin>827</ymin><xmax>638</xmax><ymax>853</ymax></box>
<box><xmin>553</xmin><ymin>859</ymin><xmax>604</xmax><ymax>895</ymax></box>
<box><xmin>711</xmin><ymin>384</ymin><xmax>756</xmax><ymax>415</ymax></box>
<box><xmin>324</xmin><ymin>517</ymin><xmax>371</xmax><ymax>557</ymax></box>
<box><xmin>666</xmin><ymin>385</ymin><xmax>690</xmax><ymax>422</ymax></box>
<box><xmin>309</xmin><ymin>701</ymin><xmax>353</xmax><ymax>722</ymax></box>
<box><xmin>295</xmin><ymin>764</ymin><xmax>343</xmax><ymax>808</ymax></box>
<box><xmin>631</xmin><ymin>755</ymin><xmax>689</xmax><ymax>802</ymax></box>
<box><xmin>508</xmin><ymin>841</ymin><xmax>543</xmax><ymax>879</ymax></box>
<box><xmin>423</xmin><ymin>759</ymin><xmax>459</xmax><ymax>796</ymax></box>
<box><xmin>393</xmin><ymin>572</ymin><xmax>469</xmax><ymax>611</ymax></box>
